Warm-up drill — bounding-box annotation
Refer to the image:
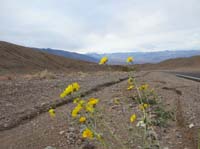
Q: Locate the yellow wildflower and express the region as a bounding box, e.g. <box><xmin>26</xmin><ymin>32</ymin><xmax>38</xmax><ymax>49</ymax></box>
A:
<box><xmin>66</xmin><ymin>84</ymin><xmax>74</xmax><ymax>93</ymax></box>
<box><xmin>60</xmin><ymin>92</ymin><xmax>66</xmax><ymax>98</ymax></box>
<box><xmin>128</xmin><ymin>77</ymin><xmax>133</xmax><ymax>85</ymax></box>
<box><xmin>82</xmin><ymin>128</ymin><xmax>93</xmax><ymax>139</ymax></box>
<box><xmin>60</xmin><ymin>84</ymin><xmax>73</xmax><ymax>98</ymax></box>
<box><xmin>143</xmin><ymin>103</ymin><xmax>148</xmax><ymax>108</ymax></box>
<box><xmin>85</xmin><ymin>104</ymin><xmax>94</xmax><ymax>113</ymax></box>
<box><xmin>99</xmin><ymin>56</ymin><xmax>108</xmax><ymax>65</ymax></box>
<box><xmin>127</xmin><ymin>85</ymin><xmax>134</xmax><ymax>90</ymax></box>
<box><xmin>139</xmin><ymin>103</ymin><xmax>149</xmax><ymax>111</ymax></box>
<box><xmin>48</xmin><ymin>108</ymin><xmax>55</xmax><ymax>118</ymax></box>
<box><xmin>72</xmin><ymin>82</ymin><xmax>80</xmax><ymax>91</ymax></box>
<box><xmin>72</xmin><ymin>104</ymin><xmax>82</xmax><ymax>117</ymax></box>
<box><xmin>139</xmin><ymin>84</ymin><xmax>149</xmax><ymax>91</ymax></box>
<box><xmin>87</xmin><ymin>98</ymin><xmax>99</xmax><ymax>106</ymax></box>
<box><xmin>79</xmin><ymin>116</ymin><xmax>86</xmax><ymax>123</ymax></box>
<box><xmin>126</xmin><ymin>56</ymin><xmax>134</xmax><ymax>63</ymax></box>
<box><xmin>130</xmin><ymin>114</ymin><xmax>136</xmax><ymax>123</ymax></box>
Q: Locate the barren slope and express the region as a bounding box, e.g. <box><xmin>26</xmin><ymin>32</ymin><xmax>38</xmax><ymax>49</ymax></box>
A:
<box><xmin>136</xmin><ymin>55</ymin><xmax>200</xmax><ymax>71</ymax></box>
<box><xmin>0</xmin><ymin>41</ymin><xmax>127</xmax><ymax>74</ymax></box>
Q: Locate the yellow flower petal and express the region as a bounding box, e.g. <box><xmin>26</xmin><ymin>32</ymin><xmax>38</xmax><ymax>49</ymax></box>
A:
<box><xmin>127</xmin><ymin>85</ymin><xmax>134</xmax><ymax>90</ymax></box>
<box><xmin>130</xmin><ymin>114</ymin><xmax>136</xmax><ymax>123</ymax></box>
<box><xmin>128</xmin><ymin>77</ymin><xmax>134</xmax><ymax>85</ymax></box>
<box><xmin>72</xmin><ymin>104</ymin><xmax>82</xmax><ymax>117</ymax></box>
<box><xmin>126</xmin><ymin>57</ymin><xmax>134</xmax><ymax>63</ymax></box>
<box><xmin>60</xmin><ymin>84</ymin><xmax>74</xmax><ymax>98</ymax></box>
<box><xmin>82</xmin><ymin>128</ymin><xmax>93</xmax><ymax>139</ymax></box>
<box><xmin>48</xmin><ymin>108</ymin><xmax>55</xmax><ymax>118</ymax></box>
<box><xmin>139</xmin><ymin>84</ymin><xmax>149</xmax><ymax>91</ymax></box>
<box><xmin>99</xmin><ymin>56</ymin><xmax>108</xmax><ymax>65</ymax></box>
<box><xmin>72</xmin><ymin>82</ymin><xmax>80</xmax><ymax>91</ymax></box>
<box><xmin>85</xmin><ymin>104</ymin><xmax>94</xmax><ymax>113</ymax></box>
<box><xmin>87</xmin><ymin>98</ymin><xmax>99</xmax><ymax>106</ymax></box>
<box><xmin>139</xmin><ymin>103</ymin><xmax>149</xmax><ymax>111</ymax></box>
<box><xmin>79</xmin><ymin>116</ymin><xmax>86</xmax><ymax>123</ymax></box>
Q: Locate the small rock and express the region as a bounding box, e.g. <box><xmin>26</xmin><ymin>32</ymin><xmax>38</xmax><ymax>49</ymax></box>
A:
<box><xmin>110</xmin><ymin>105</ymin><xmax>119</xmax><ymax>110</ymax></box>
<box><xmin>129</xmin><ymin>104</ymin><xmax>134</xmax><ymax>108</ymax></box>
<box><xmin>176</xmin><ymin>133</ymin><xmax>182</xmax><ymax>138</ymax></box>
<box><xmin>178</xmin><ymin>141</ymin><xmax>182</xmax><ymax>144</ymax></box>
<box><xmin>44</xmin><ymin>146</ymin><xmax>56</xmax><ymax>149</ymax></box>
<box><xmin>3</xmin><ymin>123</ymin><xmax>8</xmax><ymax>128</ymax></box>
<box><xmin>59</xmin><ymin>130</ymin><xmax>65</xmax><ymax>135</ymax></box>
<box><xmin>68</xmin><ymin>127</ymin><xmax>75</xmax><ymax>132</ymax></box>
<box><xmin>77</xmin><ymin>138</ymin><xmax>84</xmax><ymax>145</ymax></box>
<box><xmin>189</xmin><ymin>123</ymin><xmax>194</xmax><ymax>128</ymax></box>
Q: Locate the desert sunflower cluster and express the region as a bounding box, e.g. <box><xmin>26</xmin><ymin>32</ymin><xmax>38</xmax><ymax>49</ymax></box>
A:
<box><xmin>60</xmin><ymin>82</ymin><xmax>80</xmax><ymax>98</ymax></box>
<box><xmin>126</xmin><ymin>57</ymin><xmax>160</xmax><ymax>148</ymax></box>
<box><xmin>48</xmin><ymin>82</ymin><xmax>80</xmax><ymax>118</ymax></box>
<box><xmin>71</xmin><ymin>97</ymin><xmax>103</xmax><ymax>141</ymax></box>
<box><xmin>47</xmin><ymin>56</ymin><xmax>163</xmax><ymax>148</ymax></box>
<box><xmin>49</xmin><ymin>81</ymin><xmax>103</xmax><ymax>143</ymax></box>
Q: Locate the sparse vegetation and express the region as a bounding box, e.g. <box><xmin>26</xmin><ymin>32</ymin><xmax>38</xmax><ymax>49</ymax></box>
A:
<box><xmin>152</xmin><ymin>106</ymin><xmax>174</xmax><ymax>127</ymax></box>
<box><xmin>47</xmin><ymin>56</ymin><xmax>176</xmax><ymax>149</ymax></box>
<box><xmin>33</xmin><ymin>69</ymin><xmax>56</xmax><ymax>80</ymax></box>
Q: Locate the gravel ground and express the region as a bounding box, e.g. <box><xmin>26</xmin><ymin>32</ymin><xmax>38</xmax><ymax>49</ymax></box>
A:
<box><xmin>137</xmin><ymin>71</ymin><xmax>200</xmax><ymax>149</ymax></box>
<box><xmin>0</xmin><ymin>70</ymin><xmax>199</xmax><ymax>149</ymax></box>
<box><xmin>0</xmin><ymin>71</ymin><xmax>128</xmax><ymax>131</ymax></box>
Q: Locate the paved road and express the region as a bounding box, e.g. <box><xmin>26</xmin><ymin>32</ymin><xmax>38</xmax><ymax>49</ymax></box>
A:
<box><xmin>175</xmin><ymin>72</ymin><xmax>200</xmax><ymax>82</ymax></box>
<box><xmin>176</xmin><ymin>72</ymin><xmax>200</xmax><ymax>78</ymax></box>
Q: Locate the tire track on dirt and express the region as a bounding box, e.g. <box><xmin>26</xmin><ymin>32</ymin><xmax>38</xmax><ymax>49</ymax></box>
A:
<box><xmin>162</xmin><ymin>86</ymin><xmax>197</xmax><ymax>149</ymax></box>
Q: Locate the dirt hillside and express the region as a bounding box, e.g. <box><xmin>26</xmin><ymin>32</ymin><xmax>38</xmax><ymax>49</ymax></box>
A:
<box><xmin>0</xmin><ymin>41</ymin><xmax>127</xmax><ymax>74</ymax></box>
<box><xmin>136</xmin><ymin>55</ymin><xmax>200</xmax><ymax>71</ymax></box>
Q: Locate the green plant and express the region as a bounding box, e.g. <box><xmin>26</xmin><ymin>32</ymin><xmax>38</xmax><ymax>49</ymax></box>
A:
<box><xmin>152</xmin><ymin>106</ymin><xmax>174</xmax><ymax>127</ymax></box>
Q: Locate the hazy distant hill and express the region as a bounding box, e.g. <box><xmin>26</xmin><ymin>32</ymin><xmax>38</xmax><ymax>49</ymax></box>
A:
<box><xmin>36</xmin><ymin>48</ymin><xmax>200</xmax><ymax>65</ymax></box>
<box><xmin>135</xmin><ymin>55</ymin><xmax>200</xmax><ymax>71</ymax></box>
<box><xmin>87</xmin><ymin>50</ymin><xmax>200</xmax><ymax>64</ymax></box>
<box><xmin>39</xmin><ymin>48</ymin><xmax>98</xmax><ymax>63</ymax></box>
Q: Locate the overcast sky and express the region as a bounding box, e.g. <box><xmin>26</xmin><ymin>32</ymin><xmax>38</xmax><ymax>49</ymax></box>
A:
<box><xmin>1</xmin><ymin>0</ymin><xmax>200</xmax><ymax>53</ymax></box>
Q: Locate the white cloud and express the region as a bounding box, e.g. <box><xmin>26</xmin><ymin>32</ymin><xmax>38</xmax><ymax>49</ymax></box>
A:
<box><xmin>0</xmin><ymin>0</ymin><xmax>200</xmax><ymax>53</ymax></box>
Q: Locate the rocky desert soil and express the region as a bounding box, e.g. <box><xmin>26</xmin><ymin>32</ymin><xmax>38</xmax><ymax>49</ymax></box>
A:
<box><xmin>0</xmin><ymin>70</ymin><xmax>199</xmax><ymax>149</ymax></box>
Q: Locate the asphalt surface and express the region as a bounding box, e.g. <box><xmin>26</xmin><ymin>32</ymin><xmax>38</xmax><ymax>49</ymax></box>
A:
<box><xmin>176</xmin><ymin>72</ymin><xmax>200</xmax><ymax>78</ymax></box>
<box><xmin>175</xmin><ymin>72</ymin><xmax>200</xmax><ymax>82</ymax></box>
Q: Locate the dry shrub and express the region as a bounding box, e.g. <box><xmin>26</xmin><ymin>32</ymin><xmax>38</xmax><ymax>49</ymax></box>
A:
<box><xmin>33</xmin><ymin>69</ymin><xmax>56</xmax><ymax>80</ymax></box>
<box><xmin>0</xmin><ymin>75</ymin><xmax>12</xmax><ymax>81</ymax></box>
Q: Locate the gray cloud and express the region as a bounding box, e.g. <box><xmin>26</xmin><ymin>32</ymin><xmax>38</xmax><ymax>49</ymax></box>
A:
<box><xmin>0</xmin><ymin>0</ymin><xmax>200</xmax><ymax>53</ymax></box>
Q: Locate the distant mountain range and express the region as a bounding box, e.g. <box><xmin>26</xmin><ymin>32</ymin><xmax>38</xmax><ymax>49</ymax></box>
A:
<box><xmin>87</xmin><ymin>50</ymin><xmax>200</xmax><ymax>64</ymax></box>
<box><xmin>38</xmin><ymin>48</ymin><xmax>200</xmax><ymax>65</ymax></box>
<box><xmin>38</xmin><ymin>48</ymin><xmax>98</xmax><ymax>63</ymax></box>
